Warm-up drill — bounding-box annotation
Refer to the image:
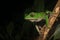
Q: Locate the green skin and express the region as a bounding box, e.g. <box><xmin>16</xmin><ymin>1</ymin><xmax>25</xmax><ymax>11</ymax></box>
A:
<box><xmin>24</xmin><ymin>11</ymin><xmax>52</xmax><ymax>27</ymax></box>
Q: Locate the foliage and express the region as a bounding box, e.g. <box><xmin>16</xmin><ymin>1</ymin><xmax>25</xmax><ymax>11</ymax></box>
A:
<box><xmin>49</xmin><ymin>24</ymin><xmax>60</xmax><ymax>40</ymax></box>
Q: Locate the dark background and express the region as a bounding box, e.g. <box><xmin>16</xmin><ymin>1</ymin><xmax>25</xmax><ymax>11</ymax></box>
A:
<box><xmin>0</xmin><ymin>0</ymin><xmax>58</xmax><ymax>40</ymax></box>
<box><xmin>0</xmin><ymin>0</ymin><xmax>58</xmax><ymax>26</ymax></box>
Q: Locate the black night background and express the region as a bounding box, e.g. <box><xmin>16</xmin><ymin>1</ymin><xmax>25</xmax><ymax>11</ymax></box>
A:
<box><xmin>0</xmin><ymin>0</ymin><xmax>59</xmax><ymax>40</ymax></box>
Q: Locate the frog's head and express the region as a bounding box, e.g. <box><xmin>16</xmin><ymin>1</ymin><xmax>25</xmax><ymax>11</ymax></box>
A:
<box><xmin>24</xmin><ymin>12</ymin><xmax>35</xmax><ymax>20</ymax></box>
<box><xmin>30</xmin><ymin>12</ymin><xmax>35</xmax><ymax>17</ymax></box>
<box><xmin>24</xmin><ymin>12</ymin><xmax>43</xmax><ymax>22</ymax></box>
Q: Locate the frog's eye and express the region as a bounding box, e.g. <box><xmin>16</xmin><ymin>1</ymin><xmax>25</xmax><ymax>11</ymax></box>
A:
<box><xmin>30</xmin><ymin>13</ymin><xmax>35</xmax><ymax>17</ymax></box>
<box><xmin>30</xmin><ymin>12</ymin><xmax>35</xmax><ymax>17</ymax></box>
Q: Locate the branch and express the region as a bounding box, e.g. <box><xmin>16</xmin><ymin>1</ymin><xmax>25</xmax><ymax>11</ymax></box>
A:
<box><xmin>42</xmin><ymin>0</ymin><xmax>60</xmax><ymax>40</ymax></box>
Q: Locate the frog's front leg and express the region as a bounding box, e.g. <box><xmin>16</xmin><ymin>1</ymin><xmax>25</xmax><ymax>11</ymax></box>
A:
<box><xmin>45</xmin><ymin>15</ymin><xmax>49</xmax><ymax>27</ymax></box>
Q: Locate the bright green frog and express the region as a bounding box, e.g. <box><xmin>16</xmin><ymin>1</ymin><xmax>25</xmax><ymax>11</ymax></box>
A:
<box><xmin>24</xmin><ymin>11</ymin><xmax>52</xmax><ymax>27</ymax></box>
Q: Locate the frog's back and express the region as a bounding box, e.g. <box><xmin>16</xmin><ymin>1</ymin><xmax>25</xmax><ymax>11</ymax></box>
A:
<box><xmin>25</xmin><ymin>12</ymin><xmax>45</xmax><ymax>19</ymax></box>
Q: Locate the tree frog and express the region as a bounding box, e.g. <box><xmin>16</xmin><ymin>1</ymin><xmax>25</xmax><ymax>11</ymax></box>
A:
<box><xmin>24</xmin><ymin>11</ymin><xmax>52</xmax><ymax>27</ymax></box>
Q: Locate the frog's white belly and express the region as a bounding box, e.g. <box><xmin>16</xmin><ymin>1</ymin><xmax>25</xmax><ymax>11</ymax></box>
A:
<box><xmin>29</xmin><ymin>18</ymin><xmax>43</xmax><ymax>22</ymax></box>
